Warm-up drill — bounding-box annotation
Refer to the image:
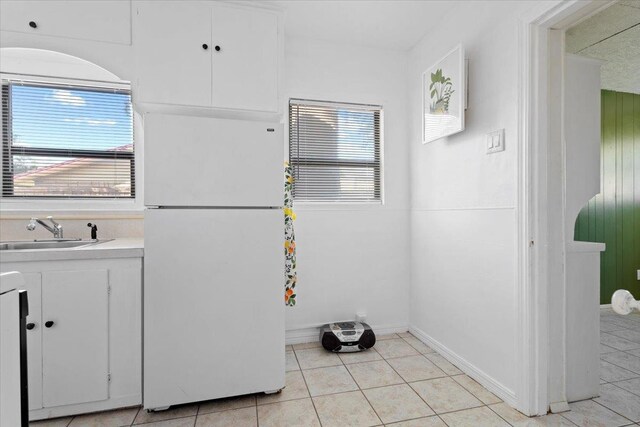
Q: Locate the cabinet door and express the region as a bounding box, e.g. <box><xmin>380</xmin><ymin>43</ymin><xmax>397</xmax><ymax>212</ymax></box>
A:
<box><xmin>211</xmin><ymin>4</ymin><xmax>279</xmax><ymax>112</ymax></box>
<box><xmin>144</xmin><ymin>113</ymin><xmax>284</xmax><ymax>207</ymax></box>
<box><xmin>19</xmin><ymin>273</ymin><xmax>43</xmax><ymax>411</ymax></box>
<box><xmin>135</xmin><ymin>1</ymin><xmax>212</xmax><ymax>106</ymax></box>
<box><xmin>0</xmin><ymin>1</ymin><xmax>131</xmax><ymax>45</ymax></box>
<box><xmin>41</xmin><ymin>270</ymin><xmax>109</xmax><ymax>408</ymax></box>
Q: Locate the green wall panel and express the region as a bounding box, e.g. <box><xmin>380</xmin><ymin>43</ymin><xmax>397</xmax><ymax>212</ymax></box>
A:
<box><xmin>575</xmin><ymin>90</ymin><xmax>640</xmax><ymax>304</ymax></box>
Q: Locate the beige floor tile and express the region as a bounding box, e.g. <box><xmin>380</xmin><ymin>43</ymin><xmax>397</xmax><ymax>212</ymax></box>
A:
<box><xmin>302</xmin><ymin>365</ymin><xmax>359</xmax><ymax>396</ymax></box>
<box><xmin>294</xmin><ymin>347</ymin><xmax>342</xmax><ymax>369</ymax></box>
<box><xmin>338</xmin><ymin>348</ymin><xmax>382</xmax><ymax>365</ymax></box>
<box><xmin>387</xmin><ymin>355</ymin><xmax>447</xmax><ymax>382</ymax></box>
<box><xmin>612</xmin><ymin>378</ymin><xmax>640</xmax><ymax>397</ymax></box>
<box><xmin>601</xmin><ymin>352</ymin><xmax>640</xmax><ymax>374</ymax></box>
<box><xmin>385</xmin><ymin>417</ymin><xmax>447</xmax><ymax>427</ymax></box>
<box><xmin>198</xmin><ymin>394</ymin><xmax>256</xmax><ymax>415</ymax></box>
<box><xmin>292</xmin><ymin>342</ymin><xmax>321</xmax><ymax>350</ymax></box>
<box><xmin>68</xmin><ymin>407</ymin><xmax>139</xmax><ymax>427</ymax></box>
<box><xmin>410</xmin><ymin>377</ymin><xmax>482</xmax><ymax>414</ymax></box>
<box><xmin>363</xmin><ymin>384</ymin><xmax>434</xmax><ymax>424</ymax></box>
<box><xmin>285</xmin><ymin>345</ymin><xmax>293</xmax><ymax>351</ymax></box>
<box><xmin>257</xmin><ymin>398</ymin><xmax>320</xmax><ymax>427</ymax></box>
<box><xmin>134</xmin><ymin>417</ymin><xmax>196</xmax><ymax>427</ymax></box>
<box><xmin>257</xmin><ymin>371</ymin><xmax>309</xmax><ymax>405</ymax></box>
<box><xmin>601</xmin><ymin>344</ymin><xmax>619</xmax><ymax>354</ymax></box>
<box><xmin>562</xmin><ymin>399</ymin><xmax>631</xmax><ymax>427</ymax></box>
<box><xmin>29</xmin><ymin>418</ymin><xmax>74</xmax><ymax>427</ymax></box>
<box><xmin>346</xmin><ymin>360</ymin><xmax>404</xmax><ymax>389</ymax></box>
<box><xmin>374</xmin><ymin>339</ymin><xmax>420</xmax><ymax>359</ymax></box>
<box><xmin>489</xmin><ymin>402</ymin><xmax>529</xmax><ymax>424</ymax></box>
<box><xmin>601</xmin><ymin>321</ymin><xmax>626</xmax><ymax>333</ymax></box>
<box><xmin>313</xmin><ymin>391</ymin><xmax>381</xmax><ymax>427</ymax></box>
<box><xmin>398</xmin><ymin>332</ymin><xmax>413</xmax><ymax>338</ymax></box>
<box><xmin>511</xmin><ymin>414</ymin><xmax>576</xmax><ymax>426</ymax></box>
<box><xmin>195</xmin><ymin>407</ymin><xmax>256</xmax><ymax>427</ymax></box>
<box><xmin>286</xmin><ymin>351</ymin><xmax>300</xmax><ymax>372</ymax></box>
<box><xmin>452</xmin><ymin>375</ymin><xmax>502</xmax><ymax>404</ymax></box>
<box><xmin>376</xmin><ymin>333</ymin><xmax>401</xmax><ymax>341</ymax></box>
<box><xmin>601</xmin><ymin>333</ymin><xmax>640</xmax><ymax>351</ymax></box>
<box><xmin>440</xmin><ymin>406</ymin><xmax>510</xmax><ymax>427</ymax></box>
<box><xmin>608</xmin><ymin>330</ymin><xmax>640</xmax><ymax>345</ymax></box>
<box><xmin>402</xmin><ymin>336</ymin><xmax>436</xmax><ymax>354</ymax></box>
<box><xmin>628</xmin><ymin>349</ymin><xmax>640</xmax><ymax>358</ymax></box>
<box><xmin>134</xmin><ymin>404</ymin><xmax>198</xmax><ymax>424</ymax></box>
<box><xmin>600</xmin><ymin>360</ymin><xmax>639</xmax><ymax>382</ymax></box>
<box><xmin>594</xmin><ymin>384</ymin><xmax>640</xmax><ymax>422</ymax></box>
<box><xmin>423</xmin><ymin>353</ymin><xmax>463</xmax><ymax>375</ymax></box>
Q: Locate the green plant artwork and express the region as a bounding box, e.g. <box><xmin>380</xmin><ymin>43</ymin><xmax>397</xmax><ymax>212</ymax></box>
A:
<box><xmin>429</xmin><ymin>68</ymin><xmax>454</xmax><ymax>114</ymax></box>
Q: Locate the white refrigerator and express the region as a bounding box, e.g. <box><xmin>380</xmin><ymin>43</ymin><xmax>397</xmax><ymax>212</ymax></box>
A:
<box><xmin>143</xmin><ymin>113</ymin><xmax>285</xmax><ymax>410</ymax></box>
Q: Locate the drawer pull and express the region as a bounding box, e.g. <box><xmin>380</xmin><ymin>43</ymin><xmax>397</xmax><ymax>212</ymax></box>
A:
<box><xmin>45</xmin><ymin>321</ymin><xmax>54</xmax><ymax>328</ymax></box>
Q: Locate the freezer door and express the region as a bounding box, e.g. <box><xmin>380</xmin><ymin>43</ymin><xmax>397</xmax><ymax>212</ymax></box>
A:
<box><xmin>145</xmin><ymin>114</ymin><xmax>283</xmax><ymax>207</ymax></box>
<box><xmin>143</xmin><ymin>209</ymin><xmax>285</xmax><ymax>409</ymax></box>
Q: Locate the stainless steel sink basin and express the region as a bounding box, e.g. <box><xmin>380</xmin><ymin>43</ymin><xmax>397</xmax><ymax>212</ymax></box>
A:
<box><xmin>0</xmin><ymin>239</ymin><xmax>111</xmax><ymax>251</ymax></box>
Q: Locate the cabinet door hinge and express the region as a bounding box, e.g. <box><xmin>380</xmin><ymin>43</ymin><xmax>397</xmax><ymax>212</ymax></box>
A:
<box><xmin>107</xmin><ymin>285</ymin><xmax>112</xmax><ymax>295</ymax></box>
<box><xmin>108</xmin><ymin>373</ymin><xmax>111</xmax><ymax>382</ymax></box>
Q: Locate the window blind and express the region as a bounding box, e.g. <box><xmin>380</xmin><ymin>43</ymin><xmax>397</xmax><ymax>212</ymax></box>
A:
<box><xmin>1</xmin><ymin>80</ymin><xmax>134</xmax><ymax>199</ymax></box>
<box><xmin>289</xmin><ymin>99</ymin><xmax>382</xmax><ymax>202</ymax></box>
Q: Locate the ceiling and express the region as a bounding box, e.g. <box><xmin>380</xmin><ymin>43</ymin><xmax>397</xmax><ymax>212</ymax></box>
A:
<box><xmin>267</xmin><ymin>0</ymin><xmax>459</xmax><ymax>51</ymax></box>
<box><xmin>566</xmin><ymin>0</ymin><xmax>640</xmax><ymax>94</ymax></box>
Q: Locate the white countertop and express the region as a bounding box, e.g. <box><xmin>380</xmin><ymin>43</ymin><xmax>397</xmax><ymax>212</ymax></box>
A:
<box><xmin>0</xmin><ymin>238</ymin><xmax>144</xmax><ymax>263</ymax></box>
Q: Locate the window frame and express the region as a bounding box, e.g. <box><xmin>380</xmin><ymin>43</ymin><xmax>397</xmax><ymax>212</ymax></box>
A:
<box><xmin>0</xmin><ymin>74</ymin><xmax>142</xmax><ymax>213</ymax></box>
<box><xmin>288</xmin><ymin>98</ymin><xmax>384</xmax><ymax>205</ymax></box>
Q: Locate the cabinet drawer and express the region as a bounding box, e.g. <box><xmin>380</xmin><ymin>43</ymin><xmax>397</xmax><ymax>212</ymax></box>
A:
<box><xmin>0</xmin><ymin>0</ymin><xmax>132</xmax><ymax>45</ymax></box>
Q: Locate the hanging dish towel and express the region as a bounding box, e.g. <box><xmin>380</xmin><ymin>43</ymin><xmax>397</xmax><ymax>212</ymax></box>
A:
<box><xmin>284</xmin><ymin>162</ymin><xmax>297</xmax><ymax>306</ymax></box>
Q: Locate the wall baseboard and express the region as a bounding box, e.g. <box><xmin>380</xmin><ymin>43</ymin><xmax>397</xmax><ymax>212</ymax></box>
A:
<box><xmin>600</xmin><ymin>304</ymin><xmax>612</xmax><ymax>308</ymax></box>
<box><xmin>285</xmin><ymin>324</ymin><xmax>409</xmax><ymax>346</ymax></box>
<box><xmin>409</xmin><ymin>325</ymin><xmax>518</xmax><ymax>407</ymax></box>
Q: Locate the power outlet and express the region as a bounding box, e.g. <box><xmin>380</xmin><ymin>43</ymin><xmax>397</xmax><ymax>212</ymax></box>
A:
<box><xmin>487</xmin><ymin>129</ymin><xmax>505</xmax><ymax>154</ymax></box>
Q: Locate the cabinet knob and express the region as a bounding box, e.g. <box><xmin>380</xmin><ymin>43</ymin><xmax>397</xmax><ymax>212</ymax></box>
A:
<box><xmin>214</xmin><ymin>45</ymin><xmax>221</xmax><ymax>52</ymax></box>
<box><xmin>26</xmin><ymin>323</ymin><xmax>35</xmax><ymax>330</ymax></box>
<box><xmin>202</xmin><ymin>44</ymin><xmax>209</xmax><ymax>50</ymax></box>
<box><xmin>28</xmin><ymin>21</ymin><xmax>37</xmax><ymax>29</ymax></box>
<box><xmin>45</xmin><ymin>321</ymin><xmax>54</xmax><ymax>328</ymax></box>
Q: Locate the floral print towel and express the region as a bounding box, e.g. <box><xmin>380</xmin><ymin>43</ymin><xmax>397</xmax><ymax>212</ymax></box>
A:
<box><xmin>284</xmin><ymin>162</ymin><xmax>297</xmax><ymax>306</ymax></box>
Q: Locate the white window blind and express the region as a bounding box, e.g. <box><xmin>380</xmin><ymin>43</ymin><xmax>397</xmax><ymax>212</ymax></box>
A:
<box><xmin>1</xmin><ymin>79</ymin><xmax>134</xmax><ymax>199</ymax></box>
<box><xmin>289</xmin><ymin>99</ymin><xmax>382</xmax><ymax>202</ymax></box>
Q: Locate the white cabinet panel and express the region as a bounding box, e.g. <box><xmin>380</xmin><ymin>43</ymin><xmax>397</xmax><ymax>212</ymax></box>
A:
<box><xmin>135</xmin><ymin>1</ymin><xmax>212</xmax><ymax>106</ymax></box>
<box><xmin>20</xmin><ymin>273</ymin><xmax>43</xmax><ymax>411</ymax></box>
<box><xmin>0</xmin><ymin>1</ymin><xmax>131</xmax><ymax>45</ymax></box>
<box><xmin>211</xmin><ymin>4</ymin><xmax>279</xmax><ymax>112</ymax></box>
<box><xmin>41</xmin><ymin>270</ymin><xmax>109</xmax><ymax>408</ymax></box>
<box><xmin>144</xmin><ymin>113</ymin><xmax>283</xmax><ymax>207</ymax></box>
<box><xmin>144</xmin><ymin>209</ymin><xmax>284</xmax><ymax>409</ymax></box>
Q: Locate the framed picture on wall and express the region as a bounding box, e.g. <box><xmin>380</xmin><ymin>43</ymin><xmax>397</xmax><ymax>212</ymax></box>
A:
<box><xmin>422</xmin><ymin>44</ymin><xmax>465</xmax><ymax>144</ymax></box>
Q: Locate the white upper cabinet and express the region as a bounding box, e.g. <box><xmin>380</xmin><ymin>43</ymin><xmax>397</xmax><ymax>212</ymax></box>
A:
<box><xmin>211</xmin><ymin>3</ymin><xmax>279</xmax><ymax>113</ymax></box>
<box><xmin>0</xmin><ymin>1</ymin><xmax>132</xmax><ymax>45</ymax></box>
<box><xmin>134</xmin><ymin>1</ymin><xmax>280</xmax><ymax>113</ymax></box>
<box><xmin>134</xmin><ymin>1</ymin><xmax>212</xmax><ymax>107</ymax></box>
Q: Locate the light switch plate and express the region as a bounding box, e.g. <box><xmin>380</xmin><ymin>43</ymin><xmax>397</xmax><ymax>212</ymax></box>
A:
<box><xmin>487</xmin><ymin>129</ymin><xmax>505</xmax><ymax>154</ymax></box>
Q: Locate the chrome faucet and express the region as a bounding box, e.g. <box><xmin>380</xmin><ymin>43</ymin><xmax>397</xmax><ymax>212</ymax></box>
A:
<box><xmin>27</xmin><ymin>216</ymin><xmax>63</xmax><ymax>239</ymax></box>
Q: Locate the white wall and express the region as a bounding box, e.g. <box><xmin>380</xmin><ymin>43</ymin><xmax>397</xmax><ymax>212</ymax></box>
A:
<box><xmin>408</xmin><ymin>1</ymin><xmax>539</xmax><ymax>402</ymax></box>
<box><xmin>284</xmin><ymin>36</ymin><xmax>411</xmax><ymax>339</ymax></box>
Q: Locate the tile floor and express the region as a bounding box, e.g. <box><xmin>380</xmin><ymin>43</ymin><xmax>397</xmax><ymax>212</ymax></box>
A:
<box><xmin>30</xmin><ymin>310</ymin><xmax>640</xmax><ymax>427</ymax></box>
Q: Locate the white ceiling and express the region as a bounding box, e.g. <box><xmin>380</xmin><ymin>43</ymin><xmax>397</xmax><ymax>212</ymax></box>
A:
<box><xmin>267</xmin><ymin>0</ymin><xmax>460</xmax><ymax>51</ymax></box>
<box><xmin>566</xmin><ymin>0</ymin><xmax>640</xmax><ymax>94</ymax></box>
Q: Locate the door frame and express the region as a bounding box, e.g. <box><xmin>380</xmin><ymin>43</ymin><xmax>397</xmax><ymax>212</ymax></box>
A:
<box><xmin>516</xmin><ymin>0</ymin><xmax>616</xmax><ymax>416</ymax></box>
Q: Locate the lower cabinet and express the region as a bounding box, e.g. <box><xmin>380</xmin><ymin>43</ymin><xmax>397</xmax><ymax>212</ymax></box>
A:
<box><xmin>0</xmin><ymin>257</ymin><xmax>142</xmax><ymax>420</ymax></box>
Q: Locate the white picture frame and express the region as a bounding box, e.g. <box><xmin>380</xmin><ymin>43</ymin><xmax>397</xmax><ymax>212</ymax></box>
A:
<box><xmin>422</xmin><ymin>44</ymin><xmax>465</xmax><ymax>144</ymax></box>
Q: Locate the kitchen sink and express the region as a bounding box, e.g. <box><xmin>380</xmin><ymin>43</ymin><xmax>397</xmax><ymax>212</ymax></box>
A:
<box><xmin>0</xmin><ymin>239</ymin><xmax>111</xmax><ymax>251</ymax></box>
